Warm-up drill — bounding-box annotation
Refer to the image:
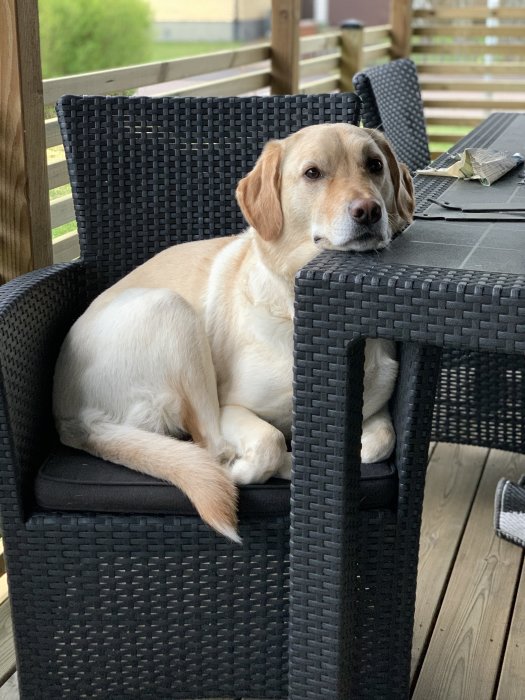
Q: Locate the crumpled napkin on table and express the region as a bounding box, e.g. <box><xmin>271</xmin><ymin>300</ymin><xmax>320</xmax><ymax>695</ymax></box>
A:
<box><xmin>416</xmin><ymin>148</ymin><xmax>522</xmax><ymax>186</ymax></box>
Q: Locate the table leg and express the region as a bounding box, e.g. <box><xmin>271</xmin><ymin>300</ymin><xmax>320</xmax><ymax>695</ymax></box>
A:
<box><xmin>290</xmin><ymin>340</ymin><xmax>442</xmax><ymax>699</ymax></box>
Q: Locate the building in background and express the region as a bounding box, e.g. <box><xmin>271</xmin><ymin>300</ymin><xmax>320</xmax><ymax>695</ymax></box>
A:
<box><xmin>303</xmin><ymin>0</ymin><xmax>390</xmax><ymax>27</ymax></box>
<box><xmin>150</xmin><ymin>0</ymin><xmax>271</xmax><ymax>42</ymax></box>
<box><xmin>149</xmin><ymin>1</ymin><xmax>391</xmax><ymax>43</ymax></box>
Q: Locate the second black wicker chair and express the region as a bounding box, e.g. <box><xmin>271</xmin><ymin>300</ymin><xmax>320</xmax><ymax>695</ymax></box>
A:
<box><xmin>353</xmin><ymin>58</ymin><xmax>431</xmax><ymax>172</ymax></box>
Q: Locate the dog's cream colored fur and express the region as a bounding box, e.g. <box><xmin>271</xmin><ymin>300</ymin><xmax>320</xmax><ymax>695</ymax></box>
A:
<box><xmin>53</xmin><ymin>124</ymin><xmax>415</xmax><ymax>541</ymax></box>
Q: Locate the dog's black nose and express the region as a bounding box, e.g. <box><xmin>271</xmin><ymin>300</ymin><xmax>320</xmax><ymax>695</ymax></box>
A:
<box><xmin>350</xmin><ymin>199</ymin><xmax>382</xmax><ymax>225</ymax></box>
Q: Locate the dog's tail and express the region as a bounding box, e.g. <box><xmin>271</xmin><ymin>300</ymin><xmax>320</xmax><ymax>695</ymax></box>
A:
<box><xmin>70</xmin><ymin>421</ymin><xmax>240</xmax><ymax>543</ymax></box>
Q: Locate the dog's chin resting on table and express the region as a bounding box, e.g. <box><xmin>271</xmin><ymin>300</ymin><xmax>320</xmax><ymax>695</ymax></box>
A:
<box><xmin>53</xmin><ymin>124</ymin><xmax>415</xmax><ymax>541</ymax></box>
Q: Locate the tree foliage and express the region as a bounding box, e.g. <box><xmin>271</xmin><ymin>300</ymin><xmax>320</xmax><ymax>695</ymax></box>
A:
<box><xmin>39</xmin><ymin>0</ymin><xmax>152</xmax><ymax>78</ymax></box>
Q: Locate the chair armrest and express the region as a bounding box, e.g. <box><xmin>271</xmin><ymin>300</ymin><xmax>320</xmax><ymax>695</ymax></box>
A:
<box><xmin>0</xmin><ymin>261</ymin><xmax>88</xmax><ymax>522</ymax></box>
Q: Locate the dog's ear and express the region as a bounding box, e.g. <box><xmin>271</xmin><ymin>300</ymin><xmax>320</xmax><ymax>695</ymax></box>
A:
<box><xmin>365</xmin><ymin>129</ymin><xmax>415</xmax><ymax>226</ymax></box>
<box><xmin>236</xmin><ymin>140</ymin><xmax>283</xmax><ymax>241</ymax></box>
<box><xmin>395</xmin><ymin>162</ymin><xmax>416</xmax><ymax>224</ymax></box>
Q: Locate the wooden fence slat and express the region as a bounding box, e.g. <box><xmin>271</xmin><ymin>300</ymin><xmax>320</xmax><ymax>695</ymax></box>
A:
<box><xmin>299</xmin><ymin>76</ymin><xmax>340</xmax><ymax>94</ymax></box>
<box><xmin>417</xmin><ymin>62</ymin><xmax>525</xmax><ymax>75</ymax></box>
<box><xmin>299</xmin><ymin>31</ymin><xmax>340</xmax><ymax>54</ymax></box>
<box><xmin>413</xmin><ymin>7</ymin><xmax>525</xmax><ymax>20</ymax></box>
<box><xmin>156</xmin><ymin>68</ymin><xmax>270</xmax><ymax>99</ymax></box>
<box><xmin>362</xmin><ymin>43</ymin><xmax>392</xmax><ymax>63</ymax></box>
<box><xmin>427</xmin><ymin>133</ymin><xmax>464</xmax><ymax>145</ymax></box>
<box><xmin>424</xmin><ymin>98</ymin><xmax>525</xmax><ymax>110</ymax></box>
<box><xmin>299</xmin><ymin>53</ymin><xmax>340</xmax><ymax>79</ymax></box>
<box><xmin>413</xmin><ymin>25</ymin><xmax>525</xmax><ymax>39</ymax></box>
<box><xmin>50</xmin><ymin>195</ymin><xmax>75</xmax><ymax>229</ymax></box>
<box><xmin>43</xmin><ymin>44</ymin><xmax>271</xmax><ymax>105</ymax></box>
<box><xmin>52</xmin><ymin>231</ymin><xmax>79</xmax><ymax>263</ymax></box>
<box><xmin>413</xmin><ymin>449</ymin><xmax>525</xmax><ymax>700</ymax></box>
<box><xmin>426</xmin><ymin>116</ymin><xmax>481</xmax><ymax>127</ymax></box>
<box><xmin>363</xmin><ymin>25</ymin><xmax>391</xmax><ymax>45</ymax></box>
<box><xmin>413</xmin><ymin>43</ymin><xmax>525</xmax><ymax>56</ymax></box>
<box><xmin>45</xmin><ymin>118</ymin><xmax>62</xmax><ymax>148</ymax></box>
<box><xmin>420</xmin><ymin>79</ymin><xmax>525</xmax><ymax>93</ymax></box>
<box><xmin>47</xmin><ymin>160</ymin><xmax>69</xmax><ymax>191</ymax></box>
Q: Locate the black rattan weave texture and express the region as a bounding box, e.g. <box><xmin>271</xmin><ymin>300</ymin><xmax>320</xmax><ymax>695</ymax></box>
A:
<box><xmin>0</xmin><ymin>94</ymin><xmax>364</xmax><ymax>699</ymax></box>
<box><xmin>290</xmin><ymin>265</ymin><xmax>442</xmax><ymax>699</ymax></box>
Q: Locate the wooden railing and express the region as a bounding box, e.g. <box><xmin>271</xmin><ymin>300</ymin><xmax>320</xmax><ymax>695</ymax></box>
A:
<box><xmin>45</xmin><ymin>20</ymin><xmax>393</xmax><ymax>264</ymax></box>
<box><xmin>412</xmin><ymin>5</ymin><xmax>525</xmax><ymax>159</ymax></box>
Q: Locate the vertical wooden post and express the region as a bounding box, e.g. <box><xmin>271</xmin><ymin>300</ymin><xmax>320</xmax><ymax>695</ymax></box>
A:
<box><xmin>270</xmin><ymin>0</ymin><xmax>300</xmax><ymax>94</ymax></box>
<box><xmin>339</xmin><ymin>20</ymin><xmax>365</xmax><ymax>92</ymax></box>
<box><xmin>0</xmin><ymin>0</ymin><xmax>52</xmax><ymax>283</ymax></box>
<box><xmin>390</xmin><ymin>0</ymin><xmax>413</xmax><ymax>59</ymax></box>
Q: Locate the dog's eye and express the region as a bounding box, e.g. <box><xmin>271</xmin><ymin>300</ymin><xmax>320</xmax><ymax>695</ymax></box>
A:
<box><xmin>367</xmin><ymin>158</ymin><xmax>383</xmax><ymax>174</ymax></box>
<box><xmin>304</xmin><ymin>167</ymin><xmax>322</xmax><ymax>180</ymax></box>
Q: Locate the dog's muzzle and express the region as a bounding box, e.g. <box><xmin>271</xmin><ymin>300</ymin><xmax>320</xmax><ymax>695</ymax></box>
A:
<box><xmin>349</xmin><ymin>198</ymin><xmax>382</xmax><ymax>226</ymax></box>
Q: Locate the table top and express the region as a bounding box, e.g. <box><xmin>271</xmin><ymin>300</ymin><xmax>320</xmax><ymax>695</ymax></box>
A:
<box><xmin>381</xmin><ymin>112</ymin><xmax>525</xmax><ymax>274</ymax></box>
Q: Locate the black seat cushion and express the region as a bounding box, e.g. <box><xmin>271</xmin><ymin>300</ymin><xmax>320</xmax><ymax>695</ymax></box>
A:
<box><xmin>35</xmin><ymin>445</ymin><xmax>397</xmax><ymax>517</ymax></box>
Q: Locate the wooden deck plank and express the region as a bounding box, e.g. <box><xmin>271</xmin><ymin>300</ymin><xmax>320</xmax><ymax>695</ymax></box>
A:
<box><xmin>0</xmin><ymin>601</ymin><xmax>15</xmax><ymax>688</ymax></box>
<box><xmin>0</xmin><ymin>673</ymin><xmax>18</xmax><ymax>700</ymax></box>
<box><xmin>411</xmin><ymin>443</ymin><xmax>488</xmax><ymax>681</ymax></box>
<box><xmin>412</xmin><ymin>449</ymin><xmax>525</xmax><ymax>700</ymax></box>
<box><xmin>495</xmin><ymin>557</ymin><xmax>525</xmax><ymax>700</ymax></box>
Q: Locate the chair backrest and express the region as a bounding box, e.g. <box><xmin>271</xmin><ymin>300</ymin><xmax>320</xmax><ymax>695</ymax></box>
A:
<box><xmin>353</xmin><ymin>58</ymin><xmax>430</xmax><ymax>173</ymax></box>
<box><xmin>57</xmin><ymin>94</ymin><xmax>361</xmax><ymax>295</ymax></box>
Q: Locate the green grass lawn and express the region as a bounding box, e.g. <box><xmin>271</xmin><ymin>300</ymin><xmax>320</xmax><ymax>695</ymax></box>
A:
<box><xmin>148</xmin><ymin>41</ymin><xmax>242</xmax><ymax>63</ymax></box>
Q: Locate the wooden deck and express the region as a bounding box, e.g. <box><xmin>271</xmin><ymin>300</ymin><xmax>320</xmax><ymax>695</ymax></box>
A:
<box><xmin>0</xmin><ymin>442</ymin><xmax>524</xmax><ymax>700</ymax></box>
<box><xmin>412</xmin><ymin>443</ymin><xmax>525</xmax><ymax>700</ymax></box>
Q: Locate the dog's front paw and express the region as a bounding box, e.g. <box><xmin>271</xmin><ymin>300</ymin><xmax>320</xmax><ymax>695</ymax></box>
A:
<box><xmin>214</xmin><ymin>440</ymin><xmax>237</xmax><ymax>467</ymax></box>
<box><xmin>275</xmin><ymin>452</ymin><xmax>292</xmax><ymax>480</ymax></box>
<box><xmin>361</xmin><ymin>416</ymin><xmax>395</xmax><ymax>463</ymax></box>
<box><xmin>231</xmin><ymin>457</ymin><xmax>276</xmax><ymax>485</ymax></box>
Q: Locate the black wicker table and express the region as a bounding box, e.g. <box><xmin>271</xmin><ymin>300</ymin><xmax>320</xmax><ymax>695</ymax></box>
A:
<box><xmin>289</xmin><ymin>112</ymin><xmax>525</xmax><ymax>699</ymax></box>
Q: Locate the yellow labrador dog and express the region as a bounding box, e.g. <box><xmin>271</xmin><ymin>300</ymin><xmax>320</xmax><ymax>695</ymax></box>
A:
<box><xmin>53</xmin><ymin>124</ymin><xmax>414</xmax><ymax>541</ymax></box>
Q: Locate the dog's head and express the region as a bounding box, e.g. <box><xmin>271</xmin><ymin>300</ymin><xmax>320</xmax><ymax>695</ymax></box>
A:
<box><xmin>236</xmin><ymin>123</ymin><xmax>414</xmax><ymax>271</ymax></box>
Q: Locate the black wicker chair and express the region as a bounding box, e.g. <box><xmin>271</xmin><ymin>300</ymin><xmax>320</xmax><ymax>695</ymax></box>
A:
<box><xmin>0</xmin><ymin>93</ymin><xmax>419</xmax><ymax>700</ymax></box>
<box><xmin>353</xmin><ymin>58</ymin><xmax>525</xmax><ymax>458</ymax></box>
<box><xmin>353</xmin><ymin>57</ymin><xmax>430</xmax><ymax>173</ymax></box>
